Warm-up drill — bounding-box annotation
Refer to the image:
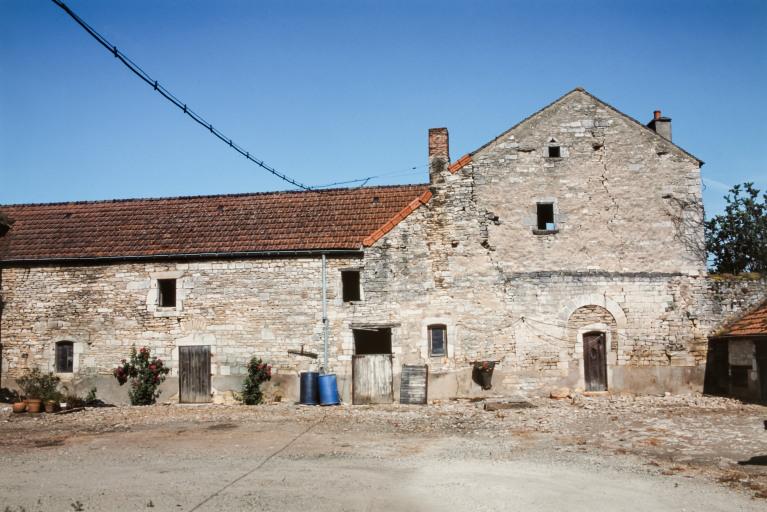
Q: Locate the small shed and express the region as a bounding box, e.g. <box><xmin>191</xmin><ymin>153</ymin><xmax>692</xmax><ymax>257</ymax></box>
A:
<box><xmin>707</xmin><ymin>301</ymin><xmax>767</xmax><ymax>403</ymax></box>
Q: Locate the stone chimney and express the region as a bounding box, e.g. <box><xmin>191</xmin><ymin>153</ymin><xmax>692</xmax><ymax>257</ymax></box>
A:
<box><xmin>647</xmin><ymin>110</ymin><xmax>672</xmax><ymax>141</ymax></box>
<box><xmin>428</xmin><ymin>127</ymin><xmax>450</xmax><ymax>184</ymax></box>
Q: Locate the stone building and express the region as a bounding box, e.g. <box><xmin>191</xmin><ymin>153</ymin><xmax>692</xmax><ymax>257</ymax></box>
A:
<box><xmin>1</xmin><ymin>88</ymin><xmax>765</xmax><ymax>404</ymax></box>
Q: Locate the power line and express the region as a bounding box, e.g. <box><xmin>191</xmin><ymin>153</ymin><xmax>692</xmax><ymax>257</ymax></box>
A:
<box><xmin>311</xmin><ymin>165</ymin><xmax>427</xmax><ymax>189</ymax></box>
<box><xmin>50</xmin><ymin>0</ymin><xmax>312</xmax><ymax>191</ymax></box>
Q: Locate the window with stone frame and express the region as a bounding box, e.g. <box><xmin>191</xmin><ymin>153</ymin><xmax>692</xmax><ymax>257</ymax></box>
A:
<box><xmin>536</xmin><ymin>202</ymin><xmax>556</xmax><ymax>231</ymax></box>
<box><xmin>157</xmin><ymin>278</ymin><xmax>177</xmax><ymax>308</ymax></box>
<box><xmin>546</xmin><ymin>138</ymin><xmax>562</xmax><ymax>158</ymax></box>
<box><xmin>428</xmin><ymin>324</ymin><xmax>447</xmax><ymax>357</ymax></box>
<box><xmin>341</xmin><ymin>270</ymin><xmax>361</xmax><ymax>302</ymax></box>
<box><xmin>55</xmin><ymin>341</ymin><xmax>74</xmax><ymax>373</ymax></box>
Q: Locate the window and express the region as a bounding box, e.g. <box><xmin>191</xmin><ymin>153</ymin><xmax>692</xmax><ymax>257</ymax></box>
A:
<box><xmin>731</xmin><ymin>366</ymin><xmax>749</xmax><ymax>388</ymax></box>
<box><xmin>342</xmin><ymin>270</ymin><xmax>361</xmax><ymax>302</ymax></box>
<box><xmin>547</xmin><ymin>145</ymin><xmax>561</xmax><ymax>158</ymax></box>
<box><xmin>536</xmin><ymin>203</ymin><xmax>555</xmax><ymax>230</ymax></box>
<box><xmin>55</xmin><ymin>341</ymin><xmax>74</xmax><ymax>373</ymax></box>
<box><xmin>158</xmin><ymin>279</ymin><xmax>177</xmax><ymax>307</ymax></box>
<box><xmin>428</xmin><ymin>324</ymin><xmax>447</xmax><ymax>357</ymax></box>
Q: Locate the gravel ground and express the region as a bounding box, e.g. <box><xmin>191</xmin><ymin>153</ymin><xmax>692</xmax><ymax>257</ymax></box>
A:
<box><xmin>0</xmin><ymin>395</ymin><xmax>765</xmax><ymax>511</ymax></box>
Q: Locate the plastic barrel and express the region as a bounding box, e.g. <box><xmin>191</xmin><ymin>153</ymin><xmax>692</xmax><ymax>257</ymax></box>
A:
<box><xmin>318</xmin><ymin>374</ymin><xmax>340</xmax><ymax>406</ymax></box>
<box><xmin>300</xmin><ymin>371</ymin><xmax>319</xmax><ymax>405</ymax></box>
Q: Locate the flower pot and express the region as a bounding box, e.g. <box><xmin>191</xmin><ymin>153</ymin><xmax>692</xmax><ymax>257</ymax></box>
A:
<box><xmin>12</xmin><ymin>401</ymin><xmax>26</xmax><ymax>413</ymax></box>
<box><xmin>26</xmin><ymin>398</ymin><xmax>43</xmax><ymax>413</ymax></box>
<box><xmin>44</xmin><ymin>400</ymin><xmax>60</xmax><ymax>413</ymax></box>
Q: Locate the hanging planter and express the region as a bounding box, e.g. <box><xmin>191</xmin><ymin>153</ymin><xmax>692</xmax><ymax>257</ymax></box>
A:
<box><xmin>472</xmin><ymin>361</ymin><xmax>496</xmax><ymax>390</ymax></box>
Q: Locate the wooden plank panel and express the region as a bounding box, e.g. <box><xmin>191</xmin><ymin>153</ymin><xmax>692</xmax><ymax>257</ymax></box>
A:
<box><xmin>352</xmin><ymin>354</ymin><xmax>393</xmax><ymax>405</ymax></box>
<box><xmin>179</xmin><ymin>345</ymin><xmax>211</xmax><ymax>403</ymax></box>
<box><xmin>400</xmin><ymin>365</ymin><xmax>428</xmax><ymax>405</ymax></box>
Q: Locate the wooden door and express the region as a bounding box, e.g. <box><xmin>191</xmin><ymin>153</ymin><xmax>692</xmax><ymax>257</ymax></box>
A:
<box><xmin>352</xmin><ymin>354</ymin><xmax>393</xmax><ymax>404</ymax></box>
<box><xmin>179</xmin><ymin>345</ymin><xmax>211</xmax><ymax>403</ymax></box>
<box><xmin>583</xmin><ymin>332</ymin><xmax>607</xmax><ymax>391</ymax></box>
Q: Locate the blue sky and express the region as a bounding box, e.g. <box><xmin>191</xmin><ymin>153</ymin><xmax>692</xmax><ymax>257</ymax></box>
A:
<box><xmin>1</xmin><ymin>0</ymin><xmax>765</xmax><ymax>217</ymax></box>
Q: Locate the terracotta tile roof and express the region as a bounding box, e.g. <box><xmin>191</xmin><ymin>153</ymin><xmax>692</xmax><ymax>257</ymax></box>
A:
<box><xmin>0</xmin><ymin>184</ymin><xmax>430</xmax><ymax>263</ymax></box>
<box><xmin>717</xmin><ymin>301</ymin><xmax>767</xmax><ymax>337</ymax></box>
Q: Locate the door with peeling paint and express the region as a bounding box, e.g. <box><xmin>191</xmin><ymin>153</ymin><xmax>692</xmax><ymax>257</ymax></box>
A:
<box><xmin>583</xmin><ymin>332</ymin><xmax>607</xmax><ymax>391</ymax></box>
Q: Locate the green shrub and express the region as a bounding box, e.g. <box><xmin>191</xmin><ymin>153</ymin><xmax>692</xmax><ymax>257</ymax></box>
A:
<box><xmin>113</xmin><ymin>346</ymin><xmax>170</xmax><ymax>405</ymax></box>
<box><xmin>241</xmin><ymin>357</ymin><xmax>272</xmax><ymax>405</ymax></box>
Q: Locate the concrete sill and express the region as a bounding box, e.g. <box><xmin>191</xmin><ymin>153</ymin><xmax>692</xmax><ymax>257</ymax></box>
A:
<box><xmin>532</xmin><ymin>229</ymin><xmax>559</xmax><ymax>236</ymax></box>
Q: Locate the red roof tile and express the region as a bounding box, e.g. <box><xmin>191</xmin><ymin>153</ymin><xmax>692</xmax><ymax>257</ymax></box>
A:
<box><xmin>717</xmin><ymin>301</ymin><xmax>767</xmax><ymax>337</ymax></box>
<box><xmin>0</xmin><ymin>185</ymin><xmax>430</xmax><ymax>262</ymax></box>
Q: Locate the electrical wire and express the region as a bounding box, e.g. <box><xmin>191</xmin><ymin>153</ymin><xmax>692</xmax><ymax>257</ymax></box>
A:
<box><xmin>311</xmin><ymin>165</ymin><xmax>427</xmax><ymax>189</ymax></box>
<box><xmin>50</xmin><ymin>0</ymin><xmax>312</xmax><ymax>191</ymax></box>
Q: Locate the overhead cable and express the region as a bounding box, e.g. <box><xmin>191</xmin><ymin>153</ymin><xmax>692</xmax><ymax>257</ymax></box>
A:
<box><xmin>312</xmin><ymin>165</ymin><xmax>427</xmax><ymax>189</ymax></box>
<box><xmin>50</xmin><ymin>0</ymin><xmax>312</xmax><ymax>190</ymax></box>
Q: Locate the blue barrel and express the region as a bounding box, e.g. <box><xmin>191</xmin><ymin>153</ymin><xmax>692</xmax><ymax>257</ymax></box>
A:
<box><xmin>318</xmin><ymin>374</ymin><xmax>340</xmax><ymax>406</ymax></box>
<box><xmin>300</xmin><ymin>372</ymin><xmax>319</xmax><ymax>405</ymax></box>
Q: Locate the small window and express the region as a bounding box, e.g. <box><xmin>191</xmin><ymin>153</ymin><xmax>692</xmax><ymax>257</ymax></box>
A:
<box><xmin>547</xmin><ymin>145</ymin><xmax>561</xmax><ymax>158</ymax></box>
<box><xmin>428</xmin><ymin>325</ymin><xmax>447</xmax><ymax>357</ymax></box>
<box><xmin>731</xmin><ymin>366</ymin><xmax>749</xmax><ymax>388</ymax></box>
<box><xmin>55</xmin><ymin>341</ymin><xmax>74</xmax><ymax>373</ymax></box>
<box><xmin>158</xmin><ymin>279</ymin><xmax>177</xmax><ymax>307</ymax></box>
<box><xmin>342</xmin><ymin>270</ymin><xmax>361</xmax><ymax>302</ymax></box>
<box><xmin>536</xmin><ymin>203</ymin><xmax>555</xmax><ymax>230</ymax></box>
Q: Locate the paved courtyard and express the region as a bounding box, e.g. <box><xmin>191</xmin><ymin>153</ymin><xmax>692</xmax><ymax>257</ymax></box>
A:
<box><xmin>1</xmin><ymin>395</ymin><xmax>766</xmax><ymax>511</ymax></box>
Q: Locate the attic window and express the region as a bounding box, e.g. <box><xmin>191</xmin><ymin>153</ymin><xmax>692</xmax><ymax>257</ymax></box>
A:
<box><xmin>547</xmin><ymin>145</ymin><xmax>561</xmax><ymax>158</ymax></box>
<box><xmin>372</xmin><ymin>196</ymin><xmax>380</xmax><ymax>204</ymax></box>
<box><xmin>536</xmin><ymin>203</ymin><xmax>555</xmax><ymax>230</ymax></box>
<box><xmin>158</xmin><ymin>279</ymin><xmax>177</xmax><ymax>308</ymax></box>
<box><xmin>342</xmin><ymin>270</ymin><xmax>361</xmax><ymax>302</ymax></box>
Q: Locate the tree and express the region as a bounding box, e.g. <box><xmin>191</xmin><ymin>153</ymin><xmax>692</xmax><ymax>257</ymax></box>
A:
<box><xmin>705</xmin><ymin>182</ymin><xmax>767</xmax><ymax>274</ymax></box>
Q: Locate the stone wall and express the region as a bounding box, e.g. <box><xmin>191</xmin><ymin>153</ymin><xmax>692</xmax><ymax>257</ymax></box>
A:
<box><xmin>0</xmin><ymin>257</ymin><xmax>362</xmax><ymax>403</ymax></box>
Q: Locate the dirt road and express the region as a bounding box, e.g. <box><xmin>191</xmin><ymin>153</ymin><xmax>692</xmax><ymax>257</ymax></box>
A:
<box><xmin>1</xmin><ymin>396</ymin><xmax>765</xmax><ymax>511</ymax></box>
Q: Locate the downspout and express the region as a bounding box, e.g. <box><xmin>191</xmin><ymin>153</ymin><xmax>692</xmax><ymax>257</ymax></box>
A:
<box><xmin>0</xmin><ymin>267</ymin><xmax>3</xmax><ymax>386</ymax></box>
<box><xmin>321</xmin><ymin>254</ymin><xmax>329</xmax><ymax>374</ymax></box>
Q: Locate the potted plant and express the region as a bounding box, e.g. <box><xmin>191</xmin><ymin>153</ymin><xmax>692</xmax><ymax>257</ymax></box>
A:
<box><xmin>17</xmin><ymin>369</ymin><xmax>61</xmax><ymax>413</ymax></box>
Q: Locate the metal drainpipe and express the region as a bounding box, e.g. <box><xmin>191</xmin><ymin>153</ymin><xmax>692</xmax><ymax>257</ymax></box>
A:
<box><xmin>321</xmin><ymin>253</ymin><xmax>329</xmax><ymax>375</ymax></box>
<box><xmin>0</xmin><ymin>267</ymin><xmax>3</xmax><ymax>386</ymax></box>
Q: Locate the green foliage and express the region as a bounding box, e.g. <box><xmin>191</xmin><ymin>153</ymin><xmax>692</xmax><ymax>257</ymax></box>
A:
<box><xmin>85</xmin><ymin>387</ymin><xmax>98</xmax><ymax>404</ymax></box>
<box><xmin>113</xmin><ymin>346</ymin><xmax>170</xmax><ymax>405</ymax></box>
<box><xmin>16</xmin><ymin>369</ymin><xmax>61</xmax><ymax>401</ymax></box>
<box><xmin>706</xmin><ymin>182</ymin><xmax>767</xmax><ymax>274</ymax></box>
<box><xmin>241</xmin><ymin>357</ymin><xmax>272</xmax><ymax>405</ymax></box>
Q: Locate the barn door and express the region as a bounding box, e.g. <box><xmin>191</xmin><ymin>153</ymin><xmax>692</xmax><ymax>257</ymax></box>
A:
<box><xmin>352</xmin><ymin>354</ymin><xmax>393</xmax><ymax>404</ymax></box>
<box><xmin>583</xmin><ymin>332</ymin><xmax>607</xmax><ymax>391</ymax></box>
<box><xmin>179</xmin><ymin>345</ymin><xmax>211</xmax><ymax>403</ymax></box>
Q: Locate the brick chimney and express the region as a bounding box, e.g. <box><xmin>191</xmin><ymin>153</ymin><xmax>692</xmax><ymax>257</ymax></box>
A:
<box><xmin>647</xmin><ymin>110</ymin><xmax>672</xmax><ymax>141</ymax></box>
<box><xmin>428</xmin><ymin>127</ymin><xmax>450</xmax><ymax>184</ymax></box>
